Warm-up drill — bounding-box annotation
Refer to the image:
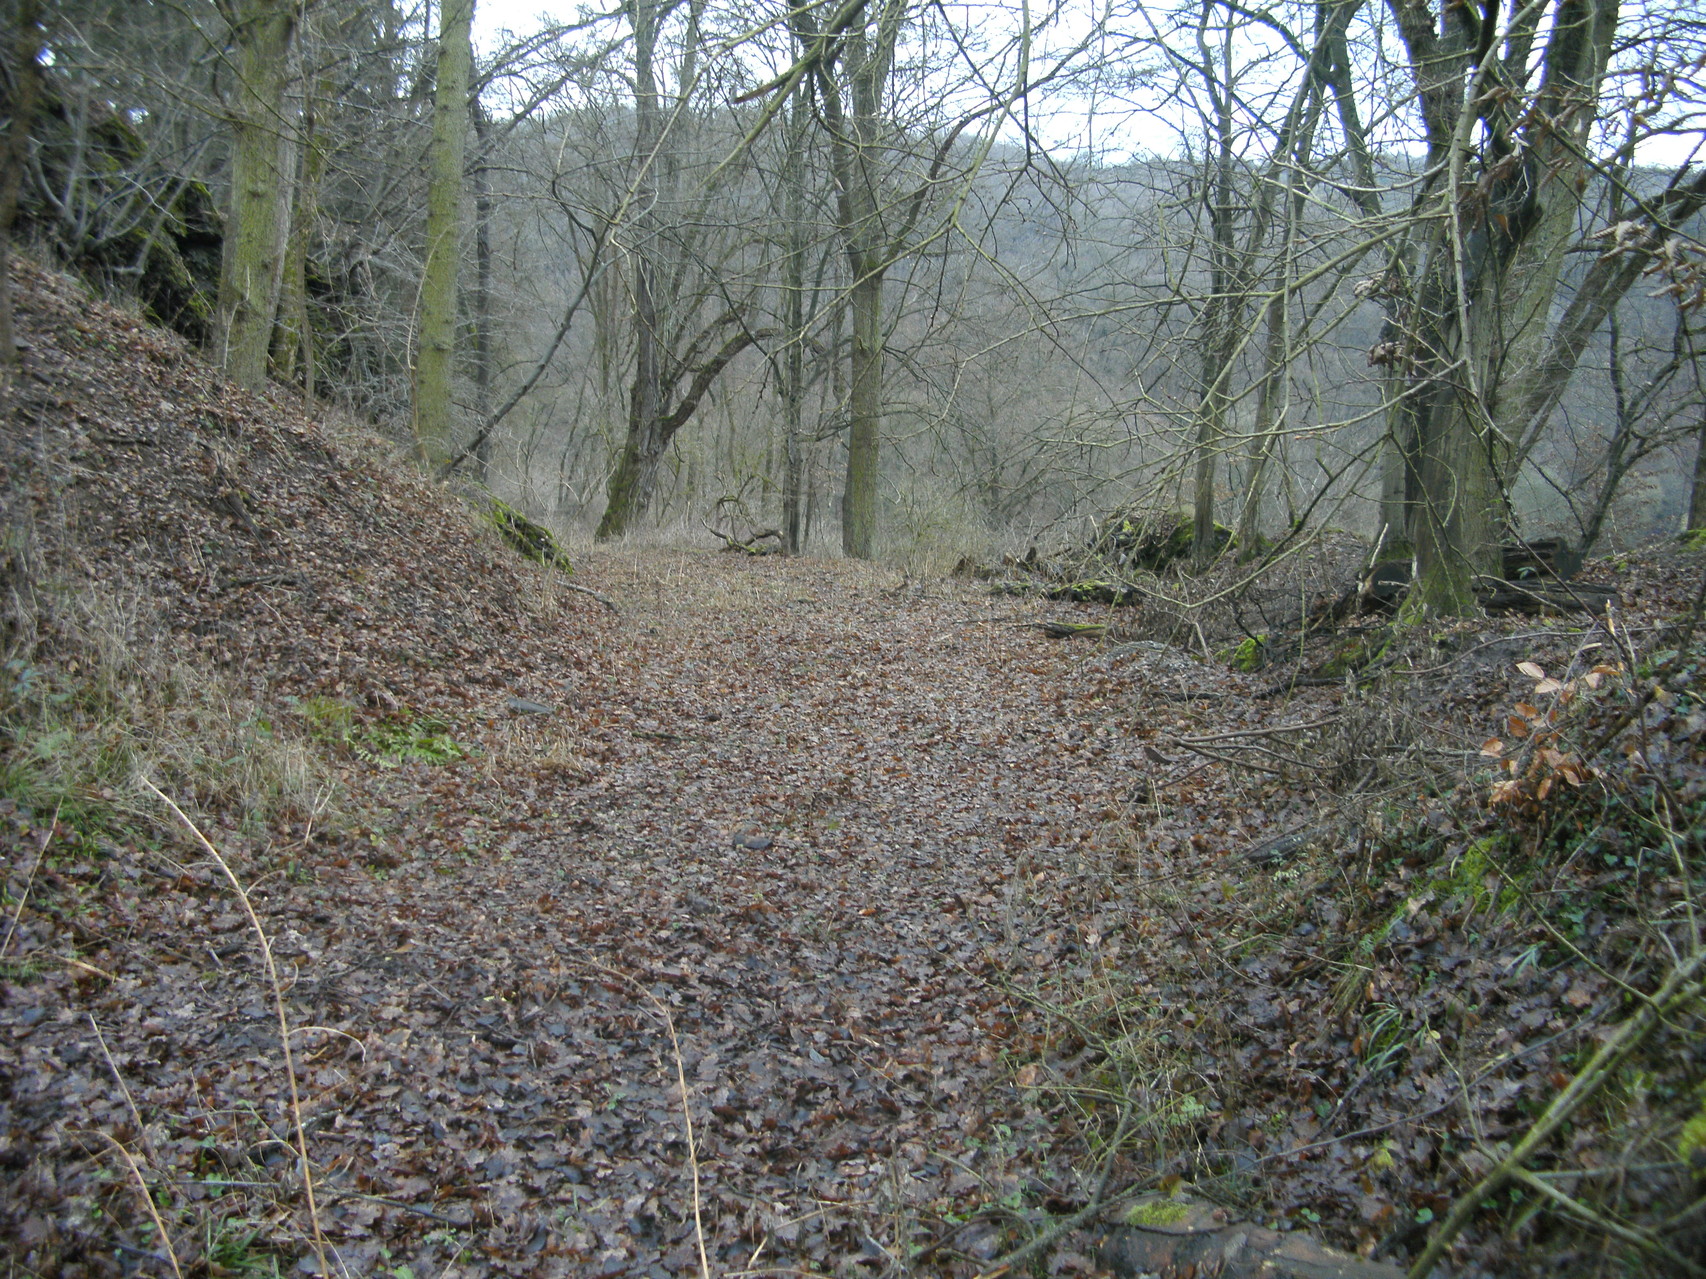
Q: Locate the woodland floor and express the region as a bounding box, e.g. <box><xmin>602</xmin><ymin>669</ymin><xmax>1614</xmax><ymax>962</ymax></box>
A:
<box><xmin>3</xmin><ymin>260</ymin><xmax>1704</xmax><ymax>1279</ymax></box>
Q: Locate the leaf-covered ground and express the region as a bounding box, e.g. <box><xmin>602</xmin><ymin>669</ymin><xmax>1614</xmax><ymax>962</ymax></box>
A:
<box><xmin>3</xmin><ymin>260</ymin><xmax>1702</xmax><ymax>1278</ymax></box>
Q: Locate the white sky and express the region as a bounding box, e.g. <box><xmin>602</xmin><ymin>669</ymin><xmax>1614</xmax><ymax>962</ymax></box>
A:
<box><xmin>467</xmin><ymin>0</ymin><xmax>1706</xmax><ymax>169</ymax></box>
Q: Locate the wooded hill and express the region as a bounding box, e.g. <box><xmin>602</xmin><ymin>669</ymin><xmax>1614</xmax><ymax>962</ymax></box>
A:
<box><xmin>4</xmin><ymin>0</ymin><xmax>1704</xmax><ymax>590</ymax></box>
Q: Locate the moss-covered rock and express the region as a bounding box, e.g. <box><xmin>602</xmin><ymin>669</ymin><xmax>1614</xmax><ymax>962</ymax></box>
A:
<box><xmin>1124</xmin><ymin>1199</ymin><xmax>1192</xmax><ymax>1228</ymax></box>
<box><xmin>1222</xmin><ymin>634</ymin><xmax>1269</xmax><ymax>672</ymax></box>
<box><xmin>1044</xmin><ymin>578</ymin><xmax>1143</xmax><ymax>605</ymax></box>
<box><xmin>487</xmin><ymin>501</ymin><xmax>573</xmax><ymax>573</ymax></box>
<box><xmin>1089</xmin><ymin>508</ymin><xmax>1232</xmax><ymax>573</ymax></box>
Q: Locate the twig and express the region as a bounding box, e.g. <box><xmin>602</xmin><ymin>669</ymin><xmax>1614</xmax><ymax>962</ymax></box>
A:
<box><xmin>1509</xmin><ymin>1167</ymin><xmax>1706</xmax><ymax>1278</ymax></box>
<box><xmin>62</xmin><ymin>953</ymin><xmax>116</xmax><ymax>979</ymax></box>
<box><xmin>92</xmin><ymin>1130</ymin><xmax>185</xmax><ymax>1279</ymax></box>
<box><xmin>974</xmin><ymin>1109</ymin><xmax>1136</xmax><ymax>1277</ymax></box>
<box><xmin>1174</xmin><ymin>715</ymin><xmax>1340</xmax><ymax>744</ymax></box>
<box><xmin>143</xmin><ymin>781</ymin><xmax>331</xmax><ymax>1279</ymax></box>
<box><xmin>561</xmin><ymin>580</ymin><xmax>620</xmax><ymax>613</ymax></box>
<box><xmin>0</xmin><ymin>799</ymin><xmax>60</xmax><ymax>959</ymax></box>
<box><xmin>659</xmin><ymin>992</ymin><xmax>711</xmax><ymax>1279</ymax></box>
<box><xmin>87</xmin><ymin>1017</ymin><xmax>185</xmax><ymax>1277</ymax></box>
<box><xmin>584</xmin><ymin>961</ymin><xmax>711</xmax><ymax>1279</ymax></box>
<box><xmin>320</xmin><ymin>1188</ymin><xmax>465</xmax><ymax>1226</ymax></box>
<box><xmin>1168</xmin><ymin>741</ymin><xmax>1290</xmax><ymax>776</ymax></box>
<box><xmin>1407</xmin><ymin>947</ymin><xmax>1706</xmax><ymax>1278</ymax></box>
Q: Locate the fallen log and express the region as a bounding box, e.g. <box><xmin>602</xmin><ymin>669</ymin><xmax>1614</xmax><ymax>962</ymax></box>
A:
<box><xmin>706</xmin><ymin>523</ymin><xmax>782</xmax><ymax>555</ymax></box>
<box><xmin>1033</xmin><ymin>620</ymin><xmax>1108</xmax><ymax>639</ymax></box>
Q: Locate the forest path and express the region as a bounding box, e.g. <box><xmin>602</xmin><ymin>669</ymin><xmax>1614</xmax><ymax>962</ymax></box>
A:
<box><xmin>313</xmin><ymin>549</ymin><xmax>1187</xmax><ymax>1276</ymax></box>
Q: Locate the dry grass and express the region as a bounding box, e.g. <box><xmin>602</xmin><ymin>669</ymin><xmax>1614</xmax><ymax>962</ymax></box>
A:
<box><xmin>1</xmin><ymin>578</ymin><xmax>331</xmax><ymax>838</ymax></box>
<box><xmin>483</xmin><ymin>712</ymin><xmax>598</xmax><ymax>781</ymax></box>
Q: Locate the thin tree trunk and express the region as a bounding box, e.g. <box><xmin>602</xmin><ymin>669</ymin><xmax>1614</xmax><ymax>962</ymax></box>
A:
<box><xmin>414</xmin><ymin>0</ymin><xmax>474</xmax><ymax>468</ymax></box>
<box><xmin>1190</xmin><ymin>13</ymin><xmax>1238</xmax><ymax>569</ymax></box>
<box><xmin>781</xmin><ymin>82</ymin><xmax>808</xmax><ymax>555</ymax></box>
<box><xmin>216</xmin><ymin>0</ymin><xmax>297</xmax><ymax>391</ymax></box>
<box><xmin>1237</xmin><ymin>292</ymin><xmax>1287</xmax><ymax>552</ymax></box>
<box><xmin>273</xmin><ymin>35</ymin><xmax>321</xmax><ymax>394</ymax></box>
<box><xmin>836</xmin><ymin>17</ymin><xmax>890</xmax><ymax>560</ymax></box>
<box><xmin>1689</xmin><ymin>409</ymin><xmax>1706</xmax><ymax>533</ymax></box>
<box><xmin>471</xmin><ymin>100</ymin><xmax>494</xmax><ymax>483</ymax></box>
<box><xmin>0</xmin><ymin>0</ymin><xmax>42</xmax><ymax>378</ymax></box>
<box><xmin>597</xmin><ymin>0</ymin><xmax>663</xmax><ymax>540</ymax></box>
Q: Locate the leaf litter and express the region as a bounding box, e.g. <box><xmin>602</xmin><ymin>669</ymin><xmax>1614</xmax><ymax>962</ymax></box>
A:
<box><xmin>3</xmin><ymin>259</ymin><xmax>1704</xmax><ymax>1278</ymax></box>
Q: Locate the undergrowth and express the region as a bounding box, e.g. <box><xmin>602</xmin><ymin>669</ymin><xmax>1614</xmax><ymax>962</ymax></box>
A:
<box><xmin>0</xmin><ymin>585</ymin><xmax>329</xmax><ymax>839</ymax></box>
<box><xmin>291</xmin><ymin>693</ymin><xmax>464</xmax><ymax>767</ymax></box>
<box><xmin>0</xmin><ymin>580</ymin><xmax>340</xmax><ymax>1274</ymax></box>
<box><xmin>1066</xmin><ymin>605</ymin><xmax>1706</xmax><ymax>1276</ymax></box>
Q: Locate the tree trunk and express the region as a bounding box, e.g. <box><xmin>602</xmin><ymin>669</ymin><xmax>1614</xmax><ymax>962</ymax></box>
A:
<box><xmin>471</xmin><ymin>100</ymin><xmax>494</xmax><ymax>484</ymax></box>
<box><xmin>1319</xmin><ymin>2</ymin><xmax>1411</xmax><ymax>550</ymax></box>
<box><xmin>1394</xmin><ymin>0</ymin><xmax>1619</xmax><ymax>614</ymax></box>
<box><xmin>594</xmin><ymin>0</ymin><xmax>756</xmax><ymax>540</ymax></box>
<box><xmin>781</xmin><ymin>79</ymin><xmax>809</xmax><ymax>555</ymax></box>
<box><xmin>597</xmin><ymin>0</ymin><xmax>663</xmax><ymax>540</ymax></box>
<box><xmin>843</xmin><ymin>266</ymin><xmax>883</xmax><ymax>558</ymax></box>
<box><xmin>1191</xmin><ymin>12</ymin><xmax>1237</xmax><ymax>569</ymax></box>
<box><xmin>599</xmin><ymin>393</ymin><xmax>669</xmax><ymax>540</ymax></box>
<box><xmin>0</xmin><ymin>0</ymin><xmax>42</xmax><ymax>377</ymax></box>
<box><xmin>215</xmin><ymin>0</ymin><xmax>298</xmax><ymax>392</ymax></box>
<box><xmin>1237</xmin><ymin>291</ymin><xmax>1287</xmax><ymax>552</ymax></box>
<box><xmin>1405</xmin><ymin>220</ymin><xmax>1507</xmax><ymax>613</ymax></box>
<box><xmin>1410</xmin><ymin>381</ymin><xmax>1502</xmax><ymax>614</ymax></box>
<box><xmin>834</xmin><ymin>16</ymin><xmax>892</xmax><ymax>561</ymax></box>
<box><xmin>1689</xmin><ymin>407</ymin><xmax>1706</xmax><ymax>533</ymax></box>
<box><xmin>273</xmin><ymin>38</ymin><xmax>323</xmax><ymax>395</ymax></box>
<box><xmin>414</xmin><ymin>0</ymin><xmax>474</xmax><ymax>468</ymax></box>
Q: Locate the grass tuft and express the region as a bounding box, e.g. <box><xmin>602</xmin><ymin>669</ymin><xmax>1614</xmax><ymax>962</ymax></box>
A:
<box><xmin>1</xmin><ymin>583</ymin><xmax>330</xmax><ymax>837</ymax></box>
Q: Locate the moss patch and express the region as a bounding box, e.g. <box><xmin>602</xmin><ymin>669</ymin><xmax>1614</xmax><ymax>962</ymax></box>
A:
<box><xmin>487</xmin><ymin>501</ymin><xmax>573</xmax><ymax>574</ymax></box>
<box><xmin>1124</xmin><ymin>1199</ymin><xmax>1192</xmax><ymax>1227</ymax></box>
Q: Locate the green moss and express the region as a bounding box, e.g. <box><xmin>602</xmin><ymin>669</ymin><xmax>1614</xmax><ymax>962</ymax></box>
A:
<box><xmin>1124</xmin><ymin>1199</ymin><xmax>1191</xmax><ymax>1227</ymax></box>
<box><xmin>1447</xmin><ymin>834</ymin><xmax>1522</xmax><ymax>914</ymax></box>
<box><xmin>486</xmin><ymin>501</ymin><xmax>573</xmax><ymax>574</ymax></box>
<box><xmin>1680</xmin><ymin>529</ymin><xmax>1706</xmax><ymax>551</ymax></box>
<box><xmin>1045</xmin><ymin>579</ymin><xmax>1140</xmax><ymax>605</ymax></box>
<box><xmin>1316</xmin><ymin>630</ymin><xmax>1389</xmax><ymax>678</ymax></box>
<box><xmin>1223</xmin><ymin>634</ymin><xmax>1268</xmax><ymax>672</ymax></box>
<box><xmin>1678</xmin><ymin>1091</ymin><xmax>1706</xmax><ymax>1173</ymax></box>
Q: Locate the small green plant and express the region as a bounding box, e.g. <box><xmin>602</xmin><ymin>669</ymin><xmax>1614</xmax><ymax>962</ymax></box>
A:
<box><xmin>293</xmin><ymin>695</ymin><xmax>355</xmax><ymax>742</ymax></box>
<box><xmin>1358</xmin><ymin>1003</ymin><xmax>1412</xmax><ymax>1076</ymax></box>
<box><xmin>292</xmin><ymin>697</ymin><xmax>464</xmax><ymax>767</ymax></box>
<box><xmin>351</xmin><ymin>714</ymin><xmax>464</xmax><ymax>766</ymax></box>
<box><xmin>204</xmin><ymin>1215</ymin><xmax>282</xmax><ymax>1277</ymax></box>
